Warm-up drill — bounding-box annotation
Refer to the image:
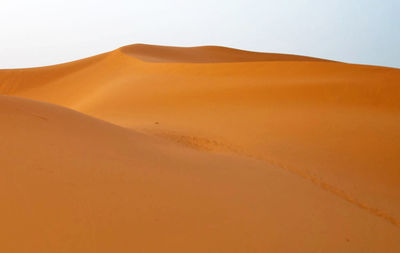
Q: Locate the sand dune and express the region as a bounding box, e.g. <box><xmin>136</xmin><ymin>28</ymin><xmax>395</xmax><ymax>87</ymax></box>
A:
<box><xmin>0</xmin><ymin>44</ymin><xmax>400</xmax><ymax>252</ymax></box>
<box><xmin>120</xmin><ymin>44</ymin><xmax>331</xmax><ymax>63</ymax></box>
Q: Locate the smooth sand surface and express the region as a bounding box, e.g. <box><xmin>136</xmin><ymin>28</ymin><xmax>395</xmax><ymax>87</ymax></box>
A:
<box><xmin>0</xmin><ymin>44</ymin><xmax>399</xmax><ymax>252</ymax></box>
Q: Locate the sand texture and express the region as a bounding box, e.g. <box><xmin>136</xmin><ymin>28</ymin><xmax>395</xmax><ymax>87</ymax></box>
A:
<box><xmin>0</xmin><ymin>44</ymin><xmax>399</xmax><ymax>252</ymax></box>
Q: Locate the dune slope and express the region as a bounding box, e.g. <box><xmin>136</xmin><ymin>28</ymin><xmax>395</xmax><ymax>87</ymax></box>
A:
<box><xmin>3</xmin><ymin>95</ymin><xmax>400</xmax><ymax>252</ymax></box>
<box><xmin>0</xmin><ymin>44</ymin><xmax>400</xmax><ymax>252</ymax></box>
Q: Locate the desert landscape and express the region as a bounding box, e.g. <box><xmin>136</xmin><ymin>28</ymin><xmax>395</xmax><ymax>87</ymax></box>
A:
<box><xmin>0</xmin><ymin>44</ymin><xmax>399</xmax><ymax>252</ymax></box>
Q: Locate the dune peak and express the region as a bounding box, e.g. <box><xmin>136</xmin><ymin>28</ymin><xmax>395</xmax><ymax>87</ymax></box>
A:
<box><xmin>118</xmin><ymin>43</ymin><xmax>330</xmax><ymax>63</ymax></box>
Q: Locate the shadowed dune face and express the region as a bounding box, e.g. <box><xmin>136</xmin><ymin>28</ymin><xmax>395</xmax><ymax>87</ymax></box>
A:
<box><xmin>0</xmin><ymin>44</ymin><xmax>400</xmax><ymax>252</ymax></box>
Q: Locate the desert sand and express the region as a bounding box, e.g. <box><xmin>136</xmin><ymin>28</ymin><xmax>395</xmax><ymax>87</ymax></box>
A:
<box><xmin>0</xmin><ymin>44</ymin><xmax>399</xmax><ymax>252</ymax></box>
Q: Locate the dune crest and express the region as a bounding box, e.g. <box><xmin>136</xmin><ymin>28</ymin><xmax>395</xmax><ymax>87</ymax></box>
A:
<box><xmin>119</xmin><ymin>43</ymin><xmax>331</xmax><ymax>63</ymax></box>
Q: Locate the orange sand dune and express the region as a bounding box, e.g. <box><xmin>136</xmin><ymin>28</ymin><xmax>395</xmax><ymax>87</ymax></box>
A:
<box><xmin>120</xmin><ymin>44</ymin><xmax>331</xmax><ymax>63</ymax></box>
<box><xmin>0</xmin><ymin>44</ymin><xmax>400</xmax><ymax>252</ymax></box>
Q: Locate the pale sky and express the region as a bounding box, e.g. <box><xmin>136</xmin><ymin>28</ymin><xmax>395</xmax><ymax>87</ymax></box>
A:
<box><xmin>0</xmin><ymin>0</ymin><xmax>399</xmax><ymax>68</ymax></box>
